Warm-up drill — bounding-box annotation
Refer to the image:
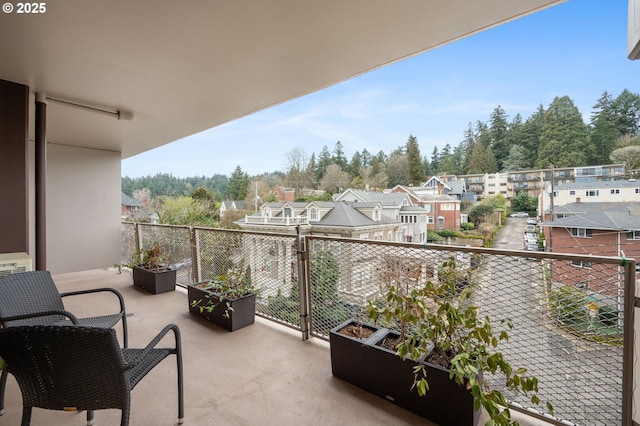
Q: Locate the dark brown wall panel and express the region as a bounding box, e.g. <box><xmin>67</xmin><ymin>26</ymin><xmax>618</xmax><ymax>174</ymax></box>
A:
<box><xmin>0</xmin><ymin>79</ymin><xmax>29</xmax><ymax>253</ymax></box>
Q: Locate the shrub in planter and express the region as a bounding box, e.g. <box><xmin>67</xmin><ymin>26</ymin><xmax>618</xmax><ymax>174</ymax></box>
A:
<box><xmin>130</xmin><ymin>241</ymin><xmax>176</xmax><ymax>294</ymax></box>
<box><xmin>189</xmin><ymin>263</ymin><xmax>256</xmax><ymax>331</ymax></box>
<box><xmin>367</xmin><ymin>257</ymin><xmax>553</xmax><ymax>426</ymax></box>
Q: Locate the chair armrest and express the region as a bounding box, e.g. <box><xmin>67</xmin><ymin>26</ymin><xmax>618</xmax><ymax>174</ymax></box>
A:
<box><xmin>60</xmin><ymin>287</ymin><xmax>126</xmax><ymax>314</ymax></box>
<box><xmin>125</xmin><ymin>324</ymin><xmax>181</xmax><ymax>368</ymax></box>
<box><xmin>1</xmin><ymin>310</ymin><xmax>78</xmax><ymax>325</ymax></box>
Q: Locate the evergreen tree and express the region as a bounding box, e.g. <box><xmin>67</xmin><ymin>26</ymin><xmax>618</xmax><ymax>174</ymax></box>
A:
<box><xmin>316</xmin><ymin>145</ymin><xmax>332</xmax><ymax>181</ymax></box>
<box><xmin>332</xmin><ymin>141</ymin><xmax>349</xmax><ymax>171</ymax></box>
<box><xmin>489</xmin><ymin>105</ymin><xmax>510</xmax><ymax>170</ymax></box>
<box><xmin>467</xmin><ymin>142</ymin><xmax>497</xmax><ymax>174</ymax></box>
<box><xmin>361</xmin><ymin>148</ymin><xmax>372</xmax><ymax>167</ymax></box>
<box><xmin>430</xmin><ymin>147</ymin><xmax>440</xmax><ymax>173</ymax></box>
<box><xmin>612</xmin><ymin>89</ymin><xmax>640</xmax><ymax>137</ymax></box>
<box><xmin>227</xmin><ymin>166</ymin><xmax>250</xmax><ymax>200</ymax></box>
<box><xmin>503</xmin><ymin>145</ymin><xmax>531</xmax><ymax>171</ymax></box>
<box><xmin>350</xmin><ymin>151</ymin><xmax>363</xmax><ymax>178</ymax></box>
<box><xmin>375</xmin><ymin>150</ymin><xmax>388</xmax><ymax>164</ymax></box>
<box><xmin>536</xmin><ymin>96</ymin><xmax>590</xmax><ymax>168</ymax></box>
<box><xmin>590</xmin><ymin>91</ymin><xmax>620</xmax><ymax>164</ymax></box>
<box><xmin>406</xmin><ymin>135</ymin><xmax>424</xmax><ymax>185</ymax></box>
<box><xmin>519</xmin><ymin>105</ymin><xmax>545</xmax><ymax>162</ymax></box>
<box><xmin>460</xmin><ymin>122</ymin><xmax>476</xmax><ymax>174</ymax></box>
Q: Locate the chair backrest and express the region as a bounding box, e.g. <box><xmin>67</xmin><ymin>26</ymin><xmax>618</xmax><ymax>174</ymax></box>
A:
<box><xmin>0</xmin><ymin>325</ymin><xmax>130</xmax><ymax>411</ymax></box>
<box><xmin>0</xmin><ymin>271</ymin><xmax>66</xmax><ymax>326</ymax></box>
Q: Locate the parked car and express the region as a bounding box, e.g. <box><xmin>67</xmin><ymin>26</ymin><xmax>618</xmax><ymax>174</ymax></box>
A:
<box><xmin>525</xmin><ymin>224</ymin><xmax>536</xmax><ymax>234</ymax></box>
<box><xmin>510</xmin><ymin>212</ymin><xmax>528</xmax><ymax>218</ymax></box>
<box><xmin>526</xmin><ymin>218</ymin><xmax>537</xmax><ymax>225</ymax></box>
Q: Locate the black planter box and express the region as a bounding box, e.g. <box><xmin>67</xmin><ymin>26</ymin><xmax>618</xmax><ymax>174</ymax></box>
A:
<box><xmin>330</xmin><ymin>320</ymin><xmax>479</xmax><ymax>426</ymax></box>
<box><xmin>133</xmin><ymin>266</ymin><xmax>177</xmax><ymax>294</ymax></box>
<box><xmin>187</xmin><ymin>284</ymin><xmax>256</xmax><ymax>331</ymax></box>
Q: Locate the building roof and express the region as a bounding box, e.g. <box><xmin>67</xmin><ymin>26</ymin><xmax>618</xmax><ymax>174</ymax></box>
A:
<box><xmin>315</xmin><ymin>203</ymin><xmax>376</xmax><ymax>227</ymax></box>
<box><xmin>121</xmin><ymin>192</ymin><xmax>142</xmax><ymax>207</ymax></box>
<box><xmin>542</xmin><ymin>202</ymin><xmax>640</xmax><ymax>231</ymax></box>
<box><xmin>338</xmin><ymin>189</ymin><xmax>408</xmax><ymax>206</ymax></box>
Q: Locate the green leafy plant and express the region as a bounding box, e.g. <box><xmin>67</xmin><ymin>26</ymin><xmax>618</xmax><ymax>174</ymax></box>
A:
<box><xmin>130</xmin><ymin>241</ymin><xmax>172</xmax><ymax>272</ymax></box>
<box><xmin>191</xmin><ymin>262</ymin><xmax>255</xmax><ymax>318</ymax></box>
<box><xmin>368</xmin><ymin>257</ymin><xmax>553</xmax><ymax>426</ymax></box>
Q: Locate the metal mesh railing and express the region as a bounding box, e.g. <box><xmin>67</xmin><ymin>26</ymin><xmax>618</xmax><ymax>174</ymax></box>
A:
<box><xmin>192</xmin><ymin>228</ymin><xmax>301</xmax><ymax>330</ymax></box>
<box><xmin>122</xmin><ymin>223</ymin><xmax>631</xmax><ymax>425</ymax></box>
<box><xmin>307</xmin><ymin>235</ymin><xmax>627</xmax><ymax>426</ymax></box>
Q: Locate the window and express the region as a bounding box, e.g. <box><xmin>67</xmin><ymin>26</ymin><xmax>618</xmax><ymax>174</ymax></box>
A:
<box><xmin>636</xmin><ymin>188</ymin><xmax>640</xmax><ymax>194</ymax></box>
<box><xmin>627</xmin><ymin>231</ymin><xmax>640</xmax><ymax>240</ymax></box>
<box><xmin>569</xmin><ymin>190</ymin><xmax>576</xmax><ymax>195</ymax></box>
<box><xmin>441</xmin><ymin>204</ymin><xmax>454</xmax><ymax>210</ymax></box>
<box><xmin>500</xmin><ymin>182</ymin><xmax>507</xmax><ymax>186</ymax></box>
<box><xmin>610</xmin><ymin>189</ymin><xmax>620</xmax><ymax>195</ymax></box>
<box><xmin>427</xmin><ymin>216</ymin><xmax>434</xmax><ymax>224</ymax></box>
<box><xmin>488</xmin><ymin>183</ymin><xmax>496</xmax><ymax>187</ymax></box>
<box><xmin>571</xmin><ymin>260</ymin><xmax>592</xmax><ymax>268</ymax></box>
<box><xmin>283</xmin><ymin>207</ymin><xmax>292</xmax><ymax>217</ymax></box>
<box><xmin>570</xmin><ymin>228</ymin><xmax>592</xmax><ymax>238</ymax></box>
<box><xmin>309</xmin><ymin>207</ymin><xmax>318</xmax><ymax>221</ymax></box>
<box><xmin>585</xmin><ymin>190</ymin><xmax>599</xmax><ymax>197</ymax></box>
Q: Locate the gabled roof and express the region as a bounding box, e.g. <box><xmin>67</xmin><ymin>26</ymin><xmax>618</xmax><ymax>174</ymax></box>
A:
<box><xmin>542</xmin><ymin>202</ymin><xmax>640</xmax><ymax>231</ymax></box>
<box><xmin>421</xmin><ymin>176</ymin><xmax>452</xmax><ymax>190</ymax></box>
<box><xmin>337</xmin><ymin>188</ymin><xmax>408</xmax><ymax>206</ymax></box>
<box><xmin>121</xmin><ymin>192</ymin><xmax>142</xmax><ymax>207</ymax></box>
<box><xmin>314</xmin><ymin>202</ymin><xmax>376</xmax><ymax>227</ymax></box>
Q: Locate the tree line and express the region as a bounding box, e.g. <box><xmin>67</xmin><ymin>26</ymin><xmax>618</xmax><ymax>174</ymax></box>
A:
<box><xmin>123</xmin><ymin>89</ymin><xmax>640</xmax><ymax>201</ymax></box>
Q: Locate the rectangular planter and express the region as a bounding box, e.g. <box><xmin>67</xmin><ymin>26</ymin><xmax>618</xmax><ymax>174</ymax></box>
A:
<box><xmin>188</xmin><ymin>284</ymin><xmax>256</xmax><ymax>331</ymax></box>
<box><xmin>330</xmin><ymin>320</ymin><xmax>479</xmax><ymax>426</ymax></box>
<box><xmin>133</xmin><ymin>265</ymin><xmax>176</xmax><ymax>294</ymax></box>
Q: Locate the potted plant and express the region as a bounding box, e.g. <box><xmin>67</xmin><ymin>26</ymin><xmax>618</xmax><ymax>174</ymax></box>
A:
<box><xmin>331</xmin><ymin>256</ymin><xmax>553</xmax><ymax>426</ymax></box>
<box><xmin>131</xmin><ymin>241</ymin><xmax>177</xmax><ymax>294</ymax></box>
<box><xmin>188</xmin><ymin>262</ymin><xmax>256</xmax><ymax>331</ymax></box>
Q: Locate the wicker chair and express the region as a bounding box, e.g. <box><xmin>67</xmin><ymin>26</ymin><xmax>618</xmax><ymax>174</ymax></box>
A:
<box><xmin>0</xmin><ymin>311</ymin><xmax>184</xmax><ymax>426</ymax></box>
<box><xmin>0</xmin><ymin>270</ymin><xmax>129</xmax><ymax>416</ymax></box>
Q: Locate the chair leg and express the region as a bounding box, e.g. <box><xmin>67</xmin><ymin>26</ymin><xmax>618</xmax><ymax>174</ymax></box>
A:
<box><xmin>0</xmin><ymin>368</ymin><xmax>7</xmax><ymax>415</ymax></box>
<box><xmin>176</xmin><ymin>333</ymin><xmax>184</xmax><ymax>424</ymax></box>
<box><xmin>86</xmin><ymin>409</ymin><xmax>94</xmax><ymax>426</ymax></box>
<box><xmin>21</xmin><ymin>404</ymin><xmax>32</xmax><ymax>426</ymax></box>
<box><xmin>122</xmin><ymin>314</ymin><xmax>128</xmax><ymax>348</ymax></box>
<box><xmin>121</xmin><ymin>397</ymin><xmax>130</xmax><ymax>426</ymax></box>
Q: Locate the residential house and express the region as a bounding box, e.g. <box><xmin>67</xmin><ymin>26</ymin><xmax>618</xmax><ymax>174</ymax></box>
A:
<box><xmin>238</xmin><ymin>201</ymin><xmax>404</xmax><ymax>241</ymax></box>
<box><xmin>121</xmin><ymin>192</ymin><xmax>143</xmax><ymax>220</ymax></box>
<box><xmin>220</xmin><ymin>200</ymin><xmax>250</xmax><ymax>218</ymax></box>
<box><xmin>390</xmin><ymin>185</ymin><xmax>461</xmax><ymax>231</ymax></box>
<box><xmin>273</xmin><ymin>185</ymin><xmax>296</xmax><ymax>202</ymax></box>
<box><xmin>540</xmin><ymin>201</ymin><xmax>640</xmax><ymax>295</ymax></box>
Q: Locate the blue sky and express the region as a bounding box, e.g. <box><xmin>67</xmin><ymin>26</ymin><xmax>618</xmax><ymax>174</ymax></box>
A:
<box><xmin>121</xmin><ymin>0</ymin><xmax>638</xmax><ymax>179</ymax></box>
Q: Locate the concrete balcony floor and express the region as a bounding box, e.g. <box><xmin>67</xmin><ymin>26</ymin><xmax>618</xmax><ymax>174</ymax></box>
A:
<box><xmin>2</xmin><ymin>268</ymin><xmax>553</xmax><ymax>425</ymax></box>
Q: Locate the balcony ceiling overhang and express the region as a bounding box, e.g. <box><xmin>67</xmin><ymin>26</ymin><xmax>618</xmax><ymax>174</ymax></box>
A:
<box><xmin>0</xmin><ymin>0</ymin><xmax>563</xmax><ymax>159</ymax></box>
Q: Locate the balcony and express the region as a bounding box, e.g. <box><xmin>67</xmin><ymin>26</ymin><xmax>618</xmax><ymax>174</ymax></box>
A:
<box><xmin>3</xmin><ymin>223</ymin><xmax>635</xmax><ymax>425</ymax></box>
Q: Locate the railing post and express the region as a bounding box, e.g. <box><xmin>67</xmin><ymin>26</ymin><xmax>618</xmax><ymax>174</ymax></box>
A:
<box><xmin>133</xmin><ymin>223</ymin><xmax>141</xmax><ymax>258</ymax></box>
<box><xmin>297</xmin><ymin>226</ymin><xmax>311</xmax><ymax>340</ymax></box>
<box><xmin>623</xmin><ymin>260</ymin><xmax>635</xmax><ymax>425</ymax></box>
<box><xmin>189</xmin><ymin>227</ymin><xmax>199</xmax><ymax>284</ymax></box>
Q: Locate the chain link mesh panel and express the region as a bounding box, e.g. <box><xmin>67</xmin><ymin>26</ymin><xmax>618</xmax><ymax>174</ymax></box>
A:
<box><xmin>193</xmin><ymin>228</ymin><xmax>301</xmax><ymax>330</ymax></box>
<box><xmin>134</xmin><ymin>223</ymin><xmax>193</xmax><ymax>286</ymax></box>
<box><xmin>307</xmin><ymin>236</ymin><xmax>626</xmax><ymax>426</ymax></box>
